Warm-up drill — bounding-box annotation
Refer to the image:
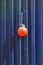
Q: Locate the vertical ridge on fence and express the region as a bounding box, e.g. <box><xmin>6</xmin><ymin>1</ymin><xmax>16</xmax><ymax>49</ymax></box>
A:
<box><xmin>31</xmin><ymin>0</ymin><xmax>36</xmax><ymax>65</ymax></box>
<box><xmin>18</xmin><ymin>0</ymin><xmax>22</xmax><ymax>65</ymax></box>
<box><xmin>0</xmin><ymin>0</ymin><xmax>2</xmax><ymax>65</ymax></box>
<box><xmin>6</xmin><ymin>0</ymin><xmax>10</xmax><ymax>64</ymax></box>
<box><xmin>23</xmin><ymin>0</ymin><xmax>28</xmax><ymax>65</ymax></box>
<box><xmin>12</xmin><ymin>0</ymin><xmax>14</xmax><ymax>65</ymax></box>
<box><xmin>41</xmin><ymin>0</ymin><xmax>43</xmax><ymax>65</ymax></box>
<box><xmin>38</xmin><ymin>0</ymin><xmax>42</xmax><ymax>65</ymax></box>
<box><xmin>28</xmin><ymin>0</ymin><xmax>31</xmax><ymax>65</ymax></box>
<box><xmin>14</xmin><ymin>0</ymin><xmax>16</xmax><ymax>64</ymax></box>
<box><xmin>6</xmin><ymin>0</ymin><xmax>12</xmax><ymax>65</ymax></box>
<box><xmin>35</xmin><ymin>0</ymin><xmax>38</xmax><ymax>65</ymax></box>
<box><xmin>9</xmin><ymin>0</ymin><xmax>12</xmax><ymax>65</ymax></box>
<box><xmin>2</xmin><ymin>0</ymin><xmax>6</xmax><ymax>65</ymax></box>
<box><xmin>14</xmin><ymin>0</ymin><xmax>19</xmax><ymax>65</ymax></box>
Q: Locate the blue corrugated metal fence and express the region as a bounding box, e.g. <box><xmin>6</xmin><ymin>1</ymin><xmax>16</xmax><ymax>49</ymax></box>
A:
<box><xmin>0</xmin><ymin>0</ymin><xmax>43</xmax><ymax>65</ymax></box>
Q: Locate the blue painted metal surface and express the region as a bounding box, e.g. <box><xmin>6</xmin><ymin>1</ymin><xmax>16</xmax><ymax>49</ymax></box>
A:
<box><xmin>31</xmin><ymin>0</ymin><xmax>36</xmax><ymax>65</ymax></box>
<box><xmin>0</xmin><ymin>0</ymin><xmax>43</xmax><ymax>65</ymax></box>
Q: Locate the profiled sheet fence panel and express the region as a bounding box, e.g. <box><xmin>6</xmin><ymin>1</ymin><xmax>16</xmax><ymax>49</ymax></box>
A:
<box><xmin>0</xmin><ymin>0</ymin><xmax>43</xmax><ymax>65</ymax></box>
